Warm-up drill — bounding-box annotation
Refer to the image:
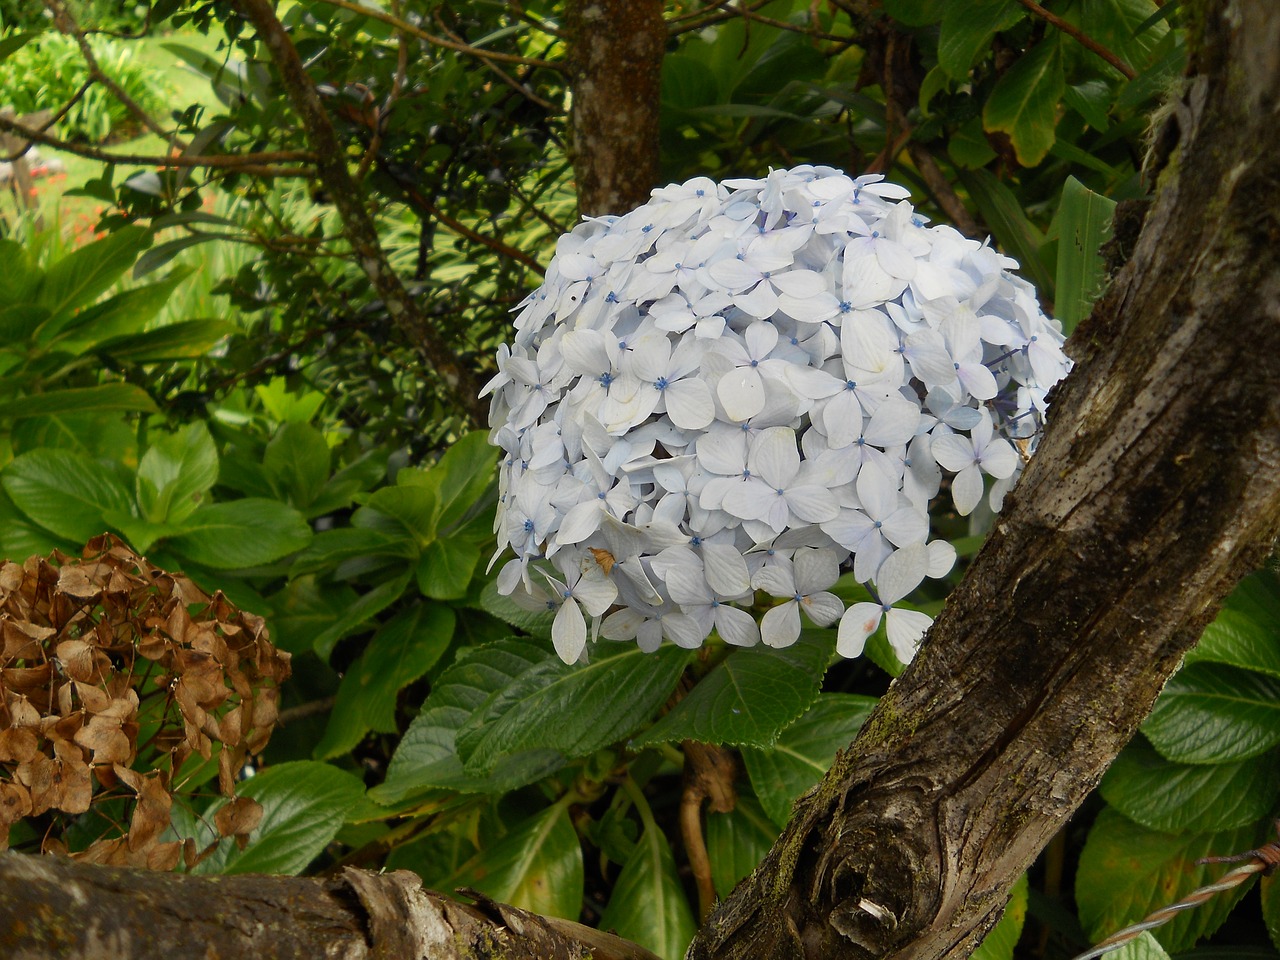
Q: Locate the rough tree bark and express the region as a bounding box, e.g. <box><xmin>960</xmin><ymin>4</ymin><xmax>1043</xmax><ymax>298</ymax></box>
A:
<box><xmin>564</xmin><ymin>0</ymin><xmax>666</xmax><ymax>216</ymax></box>
<box><xmin>3</xmin><ymin>3</ymin><xmax>1278</xmax><ymax>959</ymax></box>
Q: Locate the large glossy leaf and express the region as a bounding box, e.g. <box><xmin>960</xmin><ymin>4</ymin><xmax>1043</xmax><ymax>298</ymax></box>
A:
<box><xmin>446</xmin><ymin>804</ymin><xmax>583</xmax><ymax>921</ymax></box>
<box><xmin>194</xmin><ymin>761</ymin><xmax>364</xmax><ymax>876</ymax></box>
<box><xmin>475</xmin><ymin>579</ymin><xmax>555</xmax><ymax>641</ymax></box>
<box><xmin>52</xmin><ymin>270</ymin><xmax>191</xmax><ymax>351</ymax></box>
<box><xmin>314</xmin><ymin>603</ymin><xmax>457</xmax><ymax>760</ymax></box>
<box><xmin>136</xmin><ymin>422</ymin><xmax>219</xmax><ymax>524</ymax></box>
<box><xmin>310</xmin><ymin>571</ymin><xmax>413</xmax><ymax>661</ymax></box>
<box><xmin>705</xmin><ymin>793</ymin><xmax>779</xmax><ymax>899</ymax></box>
<box><xmin>0</xmin><ymin>383</ymin><xmax>159</xmax><ymax>421</ymax></box>
<box><xmin>971</xmin><ymin>874</ymin><xmax>1028</xmax><ymax>960</ymax></box>
<box><xmin>93</xmin><ymin>319</ymin><xmax>238</xmax><ymax>362</ymax></box>
<box><xmin>36</xmin><ymin>226</ymin><xmax>150</xmax><ymax>336</ymax></box>
<box><xmin>983</xmin><ymin>37</ymin><xmax>1065</xmax><ymax>167</ymax></box>
<box><xmin>357</xmin><ymin>485</ymin><xmax>438</xmax><ymax>544</ymax></box>
<box><xmin>264</xmin><ymin>422</ymin><xmax>331</xmax><ymax>512</ymax></box>
<box><xmin>290</xmin><ymin>527</ymin><xmax>417</xmax><ymax>577</ymax></box>
<box><xmin>417</xmin><ymin>430</ymin><xmax>498</xmax><ymax>532</ymax></box>
<box><xmin>166</xmin><ymin>498</ymin><xmax>313</xmax><ymax>569</ymax></box>
<box><xmin>456</xmin><ymin>643</ymin><xmax>692</xmax><ymax>775</ymax></box>
<box><xmin>1076</xmin><ymin>808</ymin><xmax>1266</xmax><ymax>951</ymax></box>
<box><xmin>742</xmin><ymin>694</ymin><xmax>878</xmax><ymax>827</ymax></box>
<box><xmin>633</xmin><ymin>631</ymin><xmax>833</xmax><ymax>748</ymax></box>
<box><xmin>0</xmin><ymin>487</ymin><xmax>73</xmax><ymax>560</ymax></box>
<box><xmin>2</xmin><ymin>448</ymin><xmax>134</xmax><ymax>543</ymax></box>
<box><xmin>1100</xmin><ymin>738</ymin><xmax>1280</xmax><ymax>833</ymax></box>
<box><xmin>372</xmin><ymin>639</ymin><xmax>564</xmax><ymax>802</ymax></box>
<box><xmin>599</xmin><ymin>825</ymin><xmax>697</xmax><ymax>960</ymax></box>
<box><xmin>1187</xmin><ymin>602</ymin><xmax>1280</xmax><ymax>680</ymax></box>
<box><xmin>938</xmin><ymin>0</ymin><xmax>1024</xmax><ymax>79</ymax></box>
<box><xmin>1055</xmin><ymin>177</ymin><xmax>1116</xmax><ymax>333</ymax></box>
<box><xmin>1142</xmin><ymin>663</ymin><xmax>1280</xmax><ymax>764</ymax></box>
<box><xmin>417</xmin><ymin>538</ymin><xmax>481</xmax><ymax>601</ymax></box>
<box><xmin>266</xmin><ymin>575</ymin><xmax>360</xmax><ymax>656</ymax></box>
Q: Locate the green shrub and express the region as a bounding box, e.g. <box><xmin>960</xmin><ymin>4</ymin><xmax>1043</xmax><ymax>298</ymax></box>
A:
<box><xmin>0</xmin><ymin>31</ymin><xmax>172</xmax><ymax>143</ymax></box>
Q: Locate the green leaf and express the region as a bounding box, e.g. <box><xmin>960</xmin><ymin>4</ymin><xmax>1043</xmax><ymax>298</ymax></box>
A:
<box><xmin>938</xmin><ymin>0</ymin><xmax>1024</xmax><ymax>79</ymax></box>
<box><xmin>266</xmin><ymin>575</ymin><xmax>359</xmax><ymax>656</ymax></box>
<box><xmin>447</xmin><ymin>804</ymin><xmax>583</xmax><ymax>921</ymax></box>
<box><xmin>475</xmin><ymin>579</ymin><xmax>554</xmax><ymax>641</ymax></box>
<box><xmin>948</xmin><ymin>116</ymin><xmax>999</xmax><ymax>169</ymax></box>
<box><xmin>972</xmin><ymin>875</ymin><xmax>1028</xmax><ymax>960</ymax></box>
<box><xmin>93</xmin><ymin>319</ymin><xmax>238</xmax><ymax>362</ymax></box>
<box><xmin>357</xmin><ymin>485</ymin><xmax>438</xmax><ymax>544</ymax></box>
<box><xmin>633</xmin><ymin>631</ymin><xmax>833</xmax><ymax>748</ymax></box>
<box><xmin>1068</xmin><ymin>0</ymin><xmax>1168</xmax><ymax>78</ymax></box>
<box><xmin>291</xmin><ymin>527</ymin><xmax>418</xmax><ymax>577</ymax></box>
<box><xmin>600</xmin><ymin>826</ymin><xmax>697</xmax><ymax>960</ymax></box>
<box><xmin>424</xmin><ymin>430</ymin><xmax>498</xmax><ymax>532</ymax></box>
<box><xmin>1055</xmin><ymin>177</ymin><xmax>1116</xmax><ymax>333</ymax></box>
<box><xmin>456</xmin><ymin>644</ymin><xmax>692</xmax><ymax>776</ymax></box>
<box><xmin>0</xmin><ymin>304</ymin><xmax>50</xmax><ymax>342</ymax></box>
<box><xmin>52</xmin><ymin>270</ymin><xmax>191</xmax><ymax>351</ymax></box>
<box><xmin>36</xmin><ymin>226</ymin><xmax>150</xmax><ymax>335</ymax></box>
<box><xmin>0</xmin><ymin>383</ymin><xmax>159</xmax><ymax>421</ymax></box>
<box><xmin>194</xmin><ymin>761</ymin><xmax>364</xmax><ymax>876</ymax></box>
<box><xmin>264</xmin><ymin>422</ymin><xmax>331</xmax><ymax>511</ymax></box>
<box><xmin>1187</xmin><ymin>596</ymin><xmax>1280</xmax><ymax>679</ymax></box>
<box><xmin>136</xmin><ymin>422</ymin><xmax>219</xmax><ymax>524</ymax></box>
<box><xmin>983</xmin><ymin>37</ymin><xmax>1065</xmax><ymax>167</ymax></box>
<box><xmin>372</xmin><ymin>639</ymin><xmax>564</xmax><ymax>801</ymax></box>
<box><xmin>882</xmin><ymin>0</ymin><xmax>947</xmax><ymax>26</ymax></box>
<box><xmin>1100</xmin><ymin>738</ymin><xmax>1280</xmax><ymax>833</ymax></box>
<box><xmin>705</xmin><ymin>793</ymin><xmax>779</xmax><ymax>899</ymax></box>
<box><xmin>1142</xmin><ymin>663</ymin><xmax>1280</xmax><ymax>764</ymax></box>
<box><xmin>1063</xmin><ymin>80</ymin><xmax>1113</xmax><ymax>131</ymax></box>
<box><xmin>310</xmin><ymin>571</ymin><xmax>412</xmax><ymax>661</ymax></box>
<box><xmin>958</xmin><ymin>168</ymin><xmax>1054</xmax><ymax>297</ymax></box>
<box><xmin>1263</xmin><ymin>875</ymin><xmax>1280</xmax><ymax>954</ymax></box>
<box><xmin>417</xmin><ymin>538</ymin><xmax>481</xmax><ymax>601</ymax></box>
<box><xmin>314</xmin><ymin>603</ymin><xmax>457</xmax><ymax>759</ymax></box>
<box><xmin>1076</xmin><ymin>808</ymin><xmax>1266</xmax><ymax>951</ymax></box>
<box><xmin>1104</xmin><ymin>933</ymin><xmax>1173</xmax><ymax>960</ymax></box>
<box><xmin>0</xmin><ymin>31</ymin><xmax>36</xmax><ymax>64</ymax></box>
<box><xmin>166</xmin><ymin>498</ymin><xmax>313</xmax><ymax>570</ymax></box>
<box><xmin>742</xmin><ymin>694</ymin><xmax>877</xmax><ymax>827</ymax></box>
<box><xmin>0</xmin><ymin>487</ymin><xmax>74</xmax><ymax>561</ymax></box>
<box><xmin>2</xmin><ymin>448</ymin><xmax>134</xmax><ymax>543</ymax></box>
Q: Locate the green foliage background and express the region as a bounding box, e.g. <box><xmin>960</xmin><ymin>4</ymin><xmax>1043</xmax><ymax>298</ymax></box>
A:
<box><xmin>1</xmin><ymin>3</ymin><xmax>1277</xmax><ymax>960</ymax></box>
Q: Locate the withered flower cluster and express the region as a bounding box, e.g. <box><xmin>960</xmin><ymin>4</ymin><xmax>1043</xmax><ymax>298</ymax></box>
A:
<box><xmin>0</xmin><ymin>535</ymin><xmax>291</xmax><ymax>869</ymax></box>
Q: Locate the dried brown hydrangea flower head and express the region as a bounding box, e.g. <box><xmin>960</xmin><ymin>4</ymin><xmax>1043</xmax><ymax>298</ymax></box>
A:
<box><xmin>0</xmin><ymin>534</ymin><xmax>291</xmax><ymax>869</ymax></box>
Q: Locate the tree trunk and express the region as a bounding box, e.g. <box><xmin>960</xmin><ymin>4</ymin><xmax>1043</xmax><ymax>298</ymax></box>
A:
<box><xmin>3</xmin><ymin>4</ymin><xmax>1278</xmax><ymax>960</ymax></box>
<box><xmin>689</xmin><ymin>3</ymin><xmax>1280</xmax><ymax>957</ymax></box>
<box><xmin>565</xmin><ymin>0</ymin><xmax>666</xmax><ymax>216</ymax></box>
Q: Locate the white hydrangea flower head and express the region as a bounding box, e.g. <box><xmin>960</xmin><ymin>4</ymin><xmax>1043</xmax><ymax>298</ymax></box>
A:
<box><xmin>484</xmin><ymin>165</ymin><xmax>1071</xmax><ymax>664</ymax></box>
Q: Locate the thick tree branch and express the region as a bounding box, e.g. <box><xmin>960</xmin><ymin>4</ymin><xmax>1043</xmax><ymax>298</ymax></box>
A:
<box><xmin>690</xmin><ymin>3</ymin><xmax>1280</xmax><ymax>957</ymax></box>
<box><xmin>0</xmin><ymin>853</ymin><xmax>662</xmax><ymax>960</ymax></box>
<box><xmin>231</xmin><ymin>0</ymin><xmax>488</xmax><ymax>425</ymax></box>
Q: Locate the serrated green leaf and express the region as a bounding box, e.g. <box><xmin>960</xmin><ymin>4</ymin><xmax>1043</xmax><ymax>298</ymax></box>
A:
<box><xmin>1142</xmin><ymin>663</ymin><xmax>1280</xmax><ymax>764</ymax></box>
<box><xmin>266</xmin><ymin>575</ymin><xmax>359</xmax><ymax>656</ymax></box>
<box><xmin>972</xmin><ymin>874</ymin><xmax>1029</xmax><ymax>960</ymax></box>
<box><xmin>2</xmin><ymin>448</ymin><xmax>134</xmax><ymax>543</ymax></box>
<box><xmin>1105</xmin><ymin>933</ymin><xmax>1173</xmax><ymax>960</ymax></box>
<box><xmin>193</xmin><ymin>761</ymin><xmax>364</xmax><ymax>876</ymax></box>
<box><xmin>136</xmin><ymin>421</ymin><xmax>219</xmax><ymax>524</ymax></box>
<box><xmin>417</xmin><ymin>538</ymin><xmax>481</xmax><ymax>601</ymax></box>
<box><xmin>1187</xmin><ymin>604</ymin><xmax>1280</xmax><ymax>680</ymax></box>
<box><xmin>456</xmin><ymin>644</ymin><xmax>691</xmax><ymax>775</ymax></box>
<box><xmin>632</xmin><ymin>631</ymin><xmax>833</xmax><ymax>748</ymax></box>
<box><xmin>600</xmin><ymin>825</ymin><xmax>697</xmax><ymax>960</ymax></box>
<box><xmin>1076</xmin><ymin>808</ymin><xmax>1266</xmax><ymax>951</ymax></box>
<box><xmin>426</xmin><ymin>430</ymin><xmax>499</xmax><ymax>532</ymax></box>
<box><xmin>706</xmin><ymin>793</ymin><xmax>779</xmax><ymax>900</ymax></box>
<box><xmin>357</xmin><ymin>485</ymin><xmax>438</xmax><ymax>544</ymax></box>
<box><xmin>372</xmin><ymin>639</ymin><xmax>564</xmax><ymax>801</ymax></box>
<box><xmin>166</xmin><ymin>498</ymin><xmax>313</xmax><ymax>570</ymax></box>
<box><xmin>475</xmin><ymin>579</ymin><xmax>555</xmax><ymax>641</ymax></box>
<box><xmin>742</xmin><ymin>694</ymin><xmax>877</xmax><ymax>827</ymax></box>
<box><xmin>447</xmin><ymin>804</ymin><xmax>583</xmax><ymax>921</ymax></box>
<box><xmin>314</xmin><ymin>603</ymin><xmax>456</xmax><ymax>759</ymax></box>
<box><xmin>938</xmin><ymin>0</ymin><xmax>1024</xmax><ymax>80</ymax></box>
<box><xmin>983</xmin><ymin>37</ymin><xmax>1065</xmax><ymax>167</ymax></box>
<box><xmin>264</xmin><ymin>422</ymin><xmax>331</xmax><ymax>512</ymax></box>
<box><xmin>0</xmin><ymin>383</ymin><xmax>159</xmax><ymax>421</ymax></box>
<box><xmin>1101</xmin><ymin>738</ymin><xmax>1280</xmax><ymax>833</ymax></box>
<box><xmin>1056</xmin><ymin>177</ymin><xmax>1116</xmax><ymax>332</ymax></box>
<box><xmin>310</xmin><ymin>571</ymin><xmax>412</xmax><ymax>661</ymax></box>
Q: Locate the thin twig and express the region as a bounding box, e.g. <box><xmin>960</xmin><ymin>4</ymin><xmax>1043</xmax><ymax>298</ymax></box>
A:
<box><xmin>398</xmin><ymin>180</ymin><xmax>546</xmax><ymax>275</ymax></box>
<box><xmin>907</xmin><ymin>141</ymin><xmax>980</xmax><ymax>235</ymax></box>
<box><xmin>308</xmin><ymin>0</ymin><xmax>563</xmax><ymax>71</ymax></box>
<box><xmin>507</xmin><ymin>0</ymin><xmax>566</xmax><ymax>39</ymax></box>
<box><xmin>276</xmin><ymin>697</ymin><xmax>337</xmax><ymax>726</ymax></box>
<box><xmin>433</xmin><ymin>10</ymin><xmax>559</xmax><ymax>111</ymax></box>
<box><xmin>1013</xmin><ymin>0</ymin><xmax>1136</xmax><ymax>79</ymax></box>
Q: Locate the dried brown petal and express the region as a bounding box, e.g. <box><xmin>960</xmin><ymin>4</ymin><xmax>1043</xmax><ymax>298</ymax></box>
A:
<box><xmin>57</xmin><ymin>564</ymin><xmax>106</xmax><ymax>601</ymax></box>
<box><xmin>127</xmin><ymin>775</ymin><xmax>172</xmax><ymax>851</ymax></box>
<box><xmin>0</xmin><ymin>780</ymin><xmax>33</xmax><ymax>831</ymax></box>
<box><xmin>55</xmin><ymin>640</ymin><xmax>107</xmax><ymax>684</ymax></box>
<box><xmin>214</xmin><ymin>796</ymin><xmax>263</xmax><ymax>839</ymax></box>
<box><xmin>0</xmin><ymin>727</ymin><xmax>39</xmax><ymax>764</ymax></box>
